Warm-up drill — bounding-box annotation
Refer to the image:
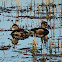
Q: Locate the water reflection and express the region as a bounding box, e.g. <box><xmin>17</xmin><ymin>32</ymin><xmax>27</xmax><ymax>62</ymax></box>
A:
<box><xmin>41</xmin><ymin>36</ymin><xmax>48</xmax><ymax>43</ymax></box>
<box><xmin>0</xmin><ymin>0</ymin><xmax>62</xmax><ymax>62</ymax></box>
<box><xmin>11</xmin><ymin>38</ymin><xmax>18</xmax><ymax>45</ymax></box>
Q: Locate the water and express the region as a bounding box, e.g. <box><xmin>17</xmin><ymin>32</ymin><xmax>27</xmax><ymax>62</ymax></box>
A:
<box><xmin>0</xmin><ymin>0</ymin><xmax>62</xmax><ymax>62</ymax></box>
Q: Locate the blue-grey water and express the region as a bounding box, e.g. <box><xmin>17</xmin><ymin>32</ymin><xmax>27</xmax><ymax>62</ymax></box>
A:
<box><xmin>0</xmin><ymin>0</ymin><xmax>62</xmax><ymax>62</ymax></box>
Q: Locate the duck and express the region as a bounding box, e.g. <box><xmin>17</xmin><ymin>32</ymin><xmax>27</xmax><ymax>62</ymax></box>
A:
<box><xmin>11</xmin><ymin>21</ymin><xmax>49</xmax><ymax>38</ymax></box>
<box><xmin>29</xmin><ymin>28</ymin><xmax>49</xmax><ymax>37</ymax></box>
<box><xmin>11</xmin><ymin>28</ymin><xmax>29</xmax><ymax>40</ymax></box>
<box><xmin>29</xmin><ymin>21</ymin><xmax>49</xmax><ymax>37</ymax></box>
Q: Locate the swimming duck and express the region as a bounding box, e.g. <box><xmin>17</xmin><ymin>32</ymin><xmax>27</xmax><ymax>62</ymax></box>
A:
<box><xmin>29</xmin><ymin>28</ymin><xmax>49</xmax><ymax>37</ymax></box>
<box><xmin>11</xmin><ymin>29</ymin><xmax>29</xmax><ymax>40</ymax></box>
<box><xmin>29</xmin><ymin>21</ymin><xmax>49</xmax><ymax>37</ymax></box>
<box><xmin>11</xmin><ymin>21</ymin><xmax>49</xmax><ymax>38</ymax></box>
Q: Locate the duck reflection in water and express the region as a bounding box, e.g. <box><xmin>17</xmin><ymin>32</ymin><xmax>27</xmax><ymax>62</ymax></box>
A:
<box><xmin>9</xmin><ymin>38</ymin><xmax>18</xmax><ymax>48</ymax></box>
<box><xmin>30</xmin><ymin>34</ymin><xmax>39</xmax><ymax>62</ymax></box>
<box><xmin>41</xmin><ymin>36</ymin><xmax>49</xmax><ymax>52</ymax></box>
<box><xmin>8</xmin><ymin>38</ymin><xmax>18</xmax><ymax>48</ymax></box>
<box><xmin>41</xmin><ymin>36</ymin><xmax>48</xmax><ymax>44</ymax></box>
<box><xmin>31</xmin><ymin>44</ymin><xmax>38</xmax><ymax>62</ymax></box>
<box><xmin>11</xmin><ymin>38</ymin><xmax>18</xmax><ymax>45</ymax></box>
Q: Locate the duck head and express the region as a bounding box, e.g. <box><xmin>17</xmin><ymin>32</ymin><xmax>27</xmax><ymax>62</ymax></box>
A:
<box><xmin>41</xmin><ymin>21</ymin><xmax>50</xmax><ymax>28</ymax></box>
<box><xmin>11</xmin><ymin>24</ymin><xmax>19</xmax><ymax>30</ymax></box>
